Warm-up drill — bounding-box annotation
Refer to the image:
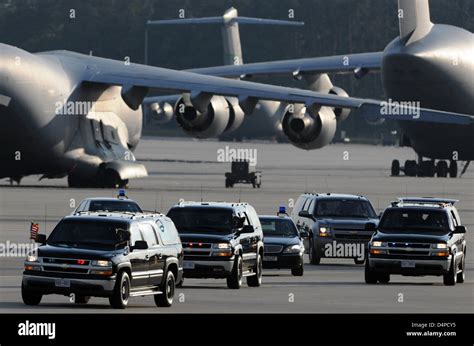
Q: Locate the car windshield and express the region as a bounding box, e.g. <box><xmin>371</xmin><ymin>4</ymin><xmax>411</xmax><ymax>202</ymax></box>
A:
<box><xmin>380</xmin><ymin>209</ymin><xmax>449</xmax><ymax>233</ymax></box>
<box><xmin>260</xmin><ymin>218</ymin><xmax>298</xmax><ymax>238</ymax></box>
<box><xmin>314</xmin><ymin>199</ymin><xmax>376</xmax><ymax>218</ymax></box>
<box><xmin>167</xmin><ymin>207</ymin><xmax>234</xmax><ymax>234</ymax></box>
<box><xmin>47</xmin><ymin>219</ymin><xmax>130</xmax><ymax>249</ymax></box>
<box><xmin>86</xmin><ymin>200</ymin><xmax>142</xmax><ymax>213</ymax></box>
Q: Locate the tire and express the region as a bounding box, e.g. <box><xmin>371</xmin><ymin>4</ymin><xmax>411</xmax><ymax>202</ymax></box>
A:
<box><xmin>378</xmin><ymin>273</ymin><xmax>390</xmax><ymax>283</ymax></box>
<box><xmin>109</xmin><ymin>271</ymin><xmax>130</xmax><ymax>309</ymax></box>
<box><xmin>457</xmin><ymin>254</ymin><xmax>466</xmax><ymax>284</ymax></box>
<box><xmin>225</xmin><ymin>179</ymin><xmax>230</xmax><ymax>188</ymax></box>
<box><xmin>155</xmin><ymin>270</ymin><xmax>175</xmax><ymax>307</ymax></box>
<box><xmin>365</xmin><ymin>259</ymin><xmax>378</xmax><ymax>284</ymax></box>
<box><xmin>418</xmin><ymin>161</ymin><xmax>435</xmax><ymax>177</ymax></box>
<box><xmin>21</xmin><ymin>283</ymin><xmax>42</xmax><ymax>306</ymax></box>
<box><xmin>449</xmin><ymin>161</ymin><xmax>458</xmax><ymax>178</ymax></box>
<box><xmin>309</xmin><ymin>239</ymin><xmax>321</xmax><ymax>265</ymax></box>
<box><xmin>227</xmin><ymin>255</ymin><xmax>243</xmax><ymax>289</ymax></box>
<box><xmin>443</xmin><ymin>257</ymin><xmax>457</xmax><ymax>286</ymax></box>
<box><xmin>404</xmin><ymin>160</ymin><xmax>417</xmax><ymax>177</ymax></box>
<box><xmin>437</xmin><ymin>161</ymin><xmax>448</xmax><ymax>178</ymax></box>
<box><xmin>354</xmin><ymin>258</ymin><xmax>365</xmax><ymax>265</ymax></box>
<box><xmin>74</xmin><ymin>295</ymin><xmax>91</xmax><ymax>304</ymax></box>
<box><xmin>247</xmin><ymin>253</ymin><xmax>263</xmax><ymax>287</ymax></box>
<box><xmin>291</xmin><ymin>264</ymin><xmax>304</xmax><ymax>276</ymax></box>
<box><xmin>176</xmin><ymin>277</ymin><xmax>184</xmax><ymax>288</ymax></box>
<box><xmin>391</xmin><ymin>160</ymin><xmax>400</xmax><ymax>176</ymax></box>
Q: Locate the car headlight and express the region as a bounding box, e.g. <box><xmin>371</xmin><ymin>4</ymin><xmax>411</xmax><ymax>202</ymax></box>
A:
<box><xmin>284</xmin><ymin>244</ymin><xmax>302</xmax><ymax>254</ymax></box>
<box><xmin>213</xmin><ymin>243</ymin><xmax>231</xmax><ymax>250</ymax></box>
<box><xmin>371</xmin><ymin>241</ymin><xmax>383</xmax><ymax>247</ymax></box>
<box><xmin>91</xmin><ymin>260</ymin><xmax>112</xmax><ymax>267</ymax></box>
<box><xmin>431</xmin><ymin>243</ymin><xmax>447</xmax><ymax>249</ymax></box>
<box><xmin>26</xmin><ymin>254</ymin><xmax>39</xmax><ymax>262</ymax></box>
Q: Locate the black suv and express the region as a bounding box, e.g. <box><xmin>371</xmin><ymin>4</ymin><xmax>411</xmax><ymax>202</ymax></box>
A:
<box><xmin>365</xmin><ymin>198</ymin><xmax>467</xmax><ymax>286</ymax></box>
<box><xmin>22</xmin><ymin>212</ymin><xmax>183</xmax><ymax>309</ymax></box>
<box><xmin>291</xmin><ymin>193</ymin><xmax>379</xmax><ymax>265</ymax></box>
<box><xmin>167</xmin><ymin>202</ymin><xmax>264</xmax><ymax>289</ymax></box>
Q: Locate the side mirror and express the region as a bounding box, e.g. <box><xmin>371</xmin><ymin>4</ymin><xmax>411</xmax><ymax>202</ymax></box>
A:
<box><xmin>35</xmin><ymin>234</ymin><xmax>46</xmax><ymax>244</ymax></box>
<box><xmin>132</xmin><ymin>240</ymin><xmax>148</xmax><ymax>250</ymax></box>
<box><xmin>365</xmin><ymin>222</ymin><xmax>377</xmax><ymax>232</ymax></box>
<box><xmin>453</xmin><ymin>226</ymin><xmax>466</xmax><ymax>234</ymax></box>
<box><xmin>299</xmin><ymin>231</ymin><xmax>309</xmax><ymax>238</ymax></box>
<box><xmin>298</xmin><ymin>210</ymin><xmax>314</xmax><ymax>220</ymax></box>
<box><xmin>240</xmin><ymin>225</ymin><xmax>254</xmax><ymax>234</ymax></box>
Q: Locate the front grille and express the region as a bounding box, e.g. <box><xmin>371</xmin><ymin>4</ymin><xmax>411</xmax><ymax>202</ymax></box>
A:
<box><xmin>183</xmin><ymin>242</ymin><xmax>212</xmax><ymax>249</ymax></box>
<box><xmin>185</xmin><ymin>251</ymin><xmax>211</xmax><ymax>256</ymax></box>
<box><xmin>43</xmin><ymin>257</ymin><xmax>91</xmax><ymax>265</ymax></box>
<box><xmin>264</xmin><ymin>245</ymin><xmax>283</xmax><ymax>254</ymax></box>
<box><xmin>334</xmin><ymin>233</ymin><xmax>372</xmax><ymax>241</ymax></box>
<box><xmin>183</xmin><ymin>242</ymin><xmax>213</xmax><ymax>257</ymax></box>
<box><xmin>39</xmin><ymin>257</ymin><xmax>105</xmax><ymax>275</ymax></box>
<box><xmin>385</xmin><ymin>242</ymin><xmax>432</xmax><ymax>257</ymax></box>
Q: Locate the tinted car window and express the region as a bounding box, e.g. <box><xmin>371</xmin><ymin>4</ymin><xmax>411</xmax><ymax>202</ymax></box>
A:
<box><xmin>167</xmin><ymin>207</ymin><xmax>234</xmax><ymax>234</ymax></box>
<box><xmin>314</xmin><ymin>199</ymin><xmax>376</xmax><ymax>218</ymax></box>
<box><xmin>88</xmin><ymin>200</ymin><xmax>142</xmax><ymax>213</ymax></box>
<box><xmin>48</xmin><ymin>219</ymin><xmax>129</xmax><ymax>249</ymax></box>
<box><xmin>260</xmin><ymin>218</ymin><xmax>298</xmax><ymax>238</ymax></box>
<box><xmin>140</xmin><ymin>223</ymin><xmax>159</xmax><ymax>247</ymax></box>
<box><xmin>380</xmin><ymin>209</ymin><xmax>449</xmax><ymax>233</ymax></box>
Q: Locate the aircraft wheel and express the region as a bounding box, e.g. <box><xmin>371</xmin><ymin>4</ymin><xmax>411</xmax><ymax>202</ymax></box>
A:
<box><xmin>449</xmin><ymin>161</ymin><xmax>458</xmax><ymax>178</ymax></box>
<box><xmin>391</xmin><ymin>160</ymin><xmax>400</xmax><ymax>176</ymax></box>
<box><xmin>404</xmin><ymin>160</ymin><xmax>417</xmax><ymax>176</ymax></box>
<box><xmin>436</xmin><ymin>161</ymin><xmax>448</xmax><ymax>178</ymax></box>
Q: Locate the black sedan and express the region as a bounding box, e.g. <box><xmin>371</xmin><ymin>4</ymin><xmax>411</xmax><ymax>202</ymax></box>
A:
<box><xmin>260</xmin><ymin>215</ymin><xmax>306</xmax><ymax>276</ymax></box>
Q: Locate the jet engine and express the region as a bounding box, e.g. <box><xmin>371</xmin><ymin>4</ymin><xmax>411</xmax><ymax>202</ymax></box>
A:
<box><xmin>150</xmin><ymin>101</ymin><xmax>174</xmax><ymax>124</ymax></box>
<box><xmin>175</xmin><ymin>95</ymin><xmax>244</xmax><ymax>139</ymax></box>
<box><xmin>328</xmin><ymin>86</ymin><xmax>351</xmax><ymax>122</ymax></box>
<box><xmin>282</xmin><ymin>104</ymin><xmax>337</xmax><ymax>150</ymax></box>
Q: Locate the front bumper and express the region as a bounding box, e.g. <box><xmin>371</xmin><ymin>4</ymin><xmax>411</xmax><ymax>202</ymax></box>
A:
<box><xmin>369</xmin><ymin>256</ymin><xmax>452</xmax><ymax>276</ymax></box>
<box><xmin>183</xmin><ymin>259</ymin><xmax>234</xmax><ymax>278</ymax></box>
<box><xmin>263</xmin><ymin>254</ymin><xmax>303</xmax><ymax>269</ymax></box>
<box><xmin>22</xmin><ymin>274</ymin><xmax>116</xmax><ymax>297</ymax></box>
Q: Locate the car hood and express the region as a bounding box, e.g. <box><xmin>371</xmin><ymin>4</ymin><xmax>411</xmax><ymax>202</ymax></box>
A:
<box><xmin>179</xmin><ymin>233</ymin><xmax>234</xmax><ymax>243</ymax></box>
<box><xmin>263</xmin><ymin>236</ymin><xmax>300</xmax><ymax>246</ymax></box>
<box><xmin>317</xmin><ymin>218</ymin><xmax>379</xmax><ymax>229</ymax></box>
<box><xmin>38</xmin><ymin>245</ymin><xmax>118</xmax><ymax>259</ymax></box>
<box><xmin>373</xmin><ymin>230</ymin><xmax>451</xmax><ymax>243</ymax></box>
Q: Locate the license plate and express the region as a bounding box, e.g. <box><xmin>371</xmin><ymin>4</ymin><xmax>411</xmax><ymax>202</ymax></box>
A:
<box><xmin>183</xmin><ymin>262</ymin><xmax>195</xmax><ymax>270</ymax></box>
<box><xmin>401</xmin><ymin>260</ymin><xmax>416</xmax><ymax>268</ymax></box>
<box><xmin>264</xmin><ymin>256</ymin><xmax>278</xmax><ymax>262</ymax></box>
<box><xmin>55</xmin><ymin>279</ymin><xmax>70</xmax><ymax>288</ymax></box>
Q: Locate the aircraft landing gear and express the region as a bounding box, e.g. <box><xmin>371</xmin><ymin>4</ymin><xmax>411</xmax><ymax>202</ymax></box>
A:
<box><xmin>392</xmin><ymin>158</ymin><xmax>462</xmax><ymax>178</ymax></box>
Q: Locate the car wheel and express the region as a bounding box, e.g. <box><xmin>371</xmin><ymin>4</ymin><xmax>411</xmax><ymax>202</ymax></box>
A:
<box><xmin>227</xmin><ymin>255</ymin><xmax>243</xmax><ymax>289</ymax></box>
<box><xmin>364</xmin><ymin>259</ymin><xmax>378</xmax><ymax>284</ymax></box>
<box><xmin>354</xmin><ymin>258</ymin><xmax>365</xmax><ymax>265</ymax></box>
<box><xmin>291</xmin><ymin>264</ymin><xmax>304</xmax><ymax>276</ymax></box>
<box><xmin>457</xmin><ymin>253</ymin><xmax>466</xmax><ymax>284</ymax></box>
<box><xmin>247</xmin><ymin>253</ymin><xmax>263</xmax><ymax>287</ymax></box>
<box><xmin>176</xmin><ymin>277</ymin><xmax>184</xmax><ymax>288</ymax></box>
<box><xmin>21</xmin><ymin>283</ymin><xmax>42</xmax><ymax>306</ymax></box>
<box><xmin>74</xmin><ymin>295</ymin><xmax>91</xmax><ymax>304</ymax></box>
<box><xmin>443</xmin><ymin>257</ymin><xmax>457</xmax><ymax>286</ymax></box>
<box><xmin>309</xmin><ymin>239</ymin><xmax>321</xmax><ymax>265</ymax></box>
<box><xmin>378</xmin><ymin>273</ymin><xmax>390</xmax><ymax>283</ymax></box>
<box><xmin>109</xmin><ymin>271</ymin><xmax>130</xmax><ymax>309</ymax></box>
<box><xmin>155</xmin><ymin>270</ymin><xmax>175</xmax><ymax>307</ymax></box>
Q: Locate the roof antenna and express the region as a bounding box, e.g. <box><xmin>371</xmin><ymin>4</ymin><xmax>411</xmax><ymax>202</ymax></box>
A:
<box><xmin>324</xmin><ymin>177</ymin><xmax>329</xmax><ymax>193</ymax></box>
<box><xmin>154</xmin><ymin>192</ymin><xmax>158</xmax><ymax>213</ymax></box>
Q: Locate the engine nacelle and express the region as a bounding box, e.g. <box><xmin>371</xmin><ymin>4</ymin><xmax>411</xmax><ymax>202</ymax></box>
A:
<box><xmin>150</xmin><ymin>102</ymin><xmax>174</xmax><ymax>124</ymax></box>
<box><xmin>328</xmin><ymin>86</ymin><xmax>351</xmax><ymax>122</ymax></box>
<box><xmin>175</xmin><ymin>95</ymin><xmax>244</xmax><ymax>139</ymax></box>
<box><xmin>282</xmin><ymin>104</ymin><xmax>337</xmax><ymax>150</ymax></box>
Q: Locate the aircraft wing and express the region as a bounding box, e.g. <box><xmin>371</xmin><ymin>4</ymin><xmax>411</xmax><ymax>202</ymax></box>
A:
<box><xmin>64</xmin><ymin>52</ymin><xmax>473</xmax><ymax>126</ymax></box>
<box><xmin>187</xmin><ymin>52</ymin><xmax>383</xmax><ymax>78</ymax></box>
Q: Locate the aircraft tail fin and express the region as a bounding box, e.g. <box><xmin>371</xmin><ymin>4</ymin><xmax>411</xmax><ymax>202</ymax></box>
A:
<box><xmin>148</xmin><ymin>7</ymin><xmax>303</xmax><ymax>66</ymax></box>
<box><xmin>398</xmin><ymin>0</ymin><xmax>433</xmax><ymax>45</ymax></box>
